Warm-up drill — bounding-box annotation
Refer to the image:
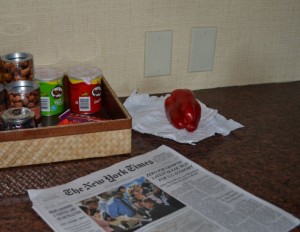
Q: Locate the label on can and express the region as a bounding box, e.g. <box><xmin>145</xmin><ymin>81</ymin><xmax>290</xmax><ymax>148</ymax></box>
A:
<box><xmin>35</xmin><ymin>67</ymin><xmax>64</xmax><ymax>116</ymax></box>
<box><xmin>67</xmin><ymin>66</ymin><xmax>102</xmax><ymax>114</ymax></box>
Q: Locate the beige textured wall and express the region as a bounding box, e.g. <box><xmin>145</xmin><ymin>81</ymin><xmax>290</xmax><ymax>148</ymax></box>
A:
<box><xmin>0</xmin><ymin>0</ymin><xmax>299</xmax><ymax>96</ymax></box>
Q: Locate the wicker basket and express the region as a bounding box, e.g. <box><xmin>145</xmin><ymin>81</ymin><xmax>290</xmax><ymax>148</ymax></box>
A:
<box><xmin>0</xmin><ymin>77</ymin><xmax>132</xmax><ymax>168</ymax></box>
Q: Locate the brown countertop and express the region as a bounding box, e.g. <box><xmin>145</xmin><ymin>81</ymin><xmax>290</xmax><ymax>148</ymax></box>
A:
<box><xmin>0</xmin><ymin>81</ymin><xmax>299</xmax><ymax>231</ymax></box>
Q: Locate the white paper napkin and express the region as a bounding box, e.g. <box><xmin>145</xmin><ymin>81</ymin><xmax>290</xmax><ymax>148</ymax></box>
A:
<box><xmin>124</xmin><ymin>90</ymin><xmax>244</xmax><ymax>145</ymax></box>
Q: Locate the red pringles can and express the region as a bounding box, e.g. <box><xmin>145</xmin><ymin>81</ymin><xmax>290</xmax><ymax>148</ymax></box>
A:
<box><xmin>67</xmin><ymin>66</ymin><xmax>102</xmax><ymax>114</ymax></box>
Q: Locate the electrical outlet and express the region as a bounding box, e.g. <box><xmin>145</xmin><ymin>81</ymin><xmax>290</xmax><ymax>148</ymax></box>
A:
<box><xmin>188</xmin><ymin>27</ymin><xmax>217</xmax><ymax>72</ymax></box>
<box><xmin>144</xmin><ymin>31</ymin><xmax>172</xmax><ymax>77</ymax></box>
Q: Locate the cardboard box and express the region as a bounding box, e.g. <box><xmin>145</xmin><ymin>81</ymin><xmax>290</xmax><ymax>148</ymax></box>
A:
<box><xmin>0</xmin><ymin>77</ymin><xmax>132</xmax><ymax>168</ymax></box>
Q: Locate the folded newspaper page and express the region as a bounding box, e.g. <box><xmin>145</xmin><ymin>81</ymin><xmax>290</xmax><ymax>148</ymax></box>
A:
<box><xmin>28</xmin><ymin>145</ymin><xmax>299</xmax><ymax>232</ymax></box>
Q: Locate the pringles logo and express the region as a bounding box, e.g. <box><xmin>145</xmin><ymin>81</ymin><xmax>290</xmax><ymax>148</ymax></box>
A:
<box><xmin>92</xmin><ymin>86</ymin><xmax>101</xmax><ymax>97</ymax></box>
<box><xmin>51</xmin><ymin>86</ymin><xmax>63</xmax><ymax>99</ymax></box>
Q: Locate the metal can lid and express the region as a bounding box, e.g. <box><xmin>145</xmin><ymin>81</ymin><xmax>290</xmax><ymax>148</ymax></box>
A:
<box><xmin>67</xmin><ymin>66</ymin><xmax>102</xmax><ymax>81</ymax></box>
<box><xmin>2</xmin><ymin>107</ymin><xmax>35</xmax><ymax>125</ymax></box>
<box><xmin>1</xmin><ymin>52</ymin><xmax>33</xmax><ymax>62</ymax></box>
<box><xmin>5</xmin><ymin>80</ymin><xmax>39</xmax><ymax>94</ymax></box>
<box><xmin>34</xmin><ymin>66</ymin><xmax>64</xmax><ymax>82</ymax></box>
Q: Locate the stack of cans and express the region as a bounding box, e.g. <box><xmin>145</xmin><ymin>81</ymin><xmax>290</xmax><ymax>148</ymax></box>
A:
<box><xmin>0</xmin><ymin>52</ymin><xmax>40</xmax><ymax>130</ymax></box>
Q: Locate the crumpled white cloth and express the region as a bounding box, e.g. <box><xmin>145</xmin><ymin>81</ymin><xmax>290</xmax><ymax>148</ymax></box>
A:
<box><xmin>124</xmin><ymin>90</ymin><xmax>244</xmax><ymax>145</ymax></box>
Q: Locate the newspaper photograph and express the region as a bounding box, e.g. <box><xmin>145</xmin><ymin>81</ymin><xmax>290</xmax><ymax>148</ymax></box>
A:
<box><xmin>28</xmin><ymin>145</ymin><xmax>300</xmax><ymax>232</ymax></box>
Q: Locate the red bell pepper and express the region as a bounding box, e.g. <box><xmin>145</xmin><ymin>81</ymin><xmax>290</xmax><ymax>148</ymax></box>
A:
<box><xmin>165</xmin><ymin>89</ymin><xmax>201</xmax><ymax>132</ymax></box>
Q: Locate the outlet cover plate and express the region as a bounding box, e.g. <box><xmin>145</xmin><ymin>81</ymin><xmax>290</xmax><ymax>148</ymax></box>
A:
<box><xmin>144</xmin><ymin>30</ymin><xmax>172</xmax><ymax>77</ymax></box>
<box><xmin>188</xmin><ymin>27</ymin><xmax>217</xmax><ymax>72</ymax></box>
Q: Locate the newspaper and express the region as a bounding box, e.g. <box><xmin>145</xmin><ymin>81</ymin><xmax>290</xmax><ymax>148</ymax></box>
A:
<box><xmin>28</xmin><ymin>145</ymin><xmax>300</xmax><ymax>232</ymax></box>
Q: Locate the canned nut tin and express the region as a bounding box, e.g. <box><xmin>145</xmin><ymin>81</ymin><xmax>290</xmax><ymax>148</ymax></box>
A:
<box><xmin>1</xmin><ymin>107</ymin><xmax>35</xmax><ymax>130</ymax></box>
<box><xmin>5</xmin><ymin>80</ymin><xmax>41</xmax><ymax>121</ymax></box>
<box><xmin>0</xmin><ymin>83</ymin><xmax>6</xmax><ymax>112</ymax></box>
<box><xmin>0</xmin><ymin>56</ymin><xmax>2</xmax><ymax>83</ymax></box>
<box><xmin>1</xmin><ymin>52</ymin><xmax>34</xmax><ymax>84</ymax></box>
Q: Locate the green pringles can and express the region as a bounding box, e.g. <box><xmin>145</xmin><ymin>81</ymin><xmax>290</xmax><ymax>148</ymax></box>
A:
<box><xmin>34</xmin><ymin>66</ymin><xmax>64</xmax><ymax>116</ymax></box>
